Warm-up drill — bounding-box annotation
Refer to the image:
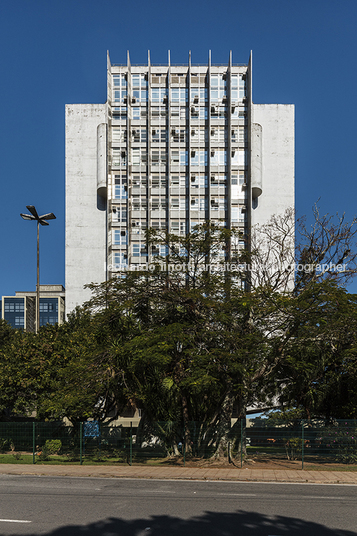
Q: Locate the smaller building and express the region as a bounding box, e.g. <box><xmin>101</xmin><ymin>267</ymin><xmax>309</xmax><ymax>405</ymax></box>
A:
<box><xmin>1</xmin><ymin>285</ymin><xmax>65</xmax><ymax>332</ymax></box>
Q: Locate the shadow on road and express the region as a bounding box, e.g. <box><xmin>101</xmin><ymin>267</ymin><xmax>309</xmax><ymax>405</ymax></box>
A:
<box><xmin>8</xmin><ymin>510</ymin><xmax>356</xmax><ymax>536</ymax></box>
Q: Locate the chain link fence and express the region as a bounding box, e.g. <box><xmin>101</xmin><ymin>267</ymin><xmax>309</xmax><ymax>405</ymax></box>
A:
<box><xmin>0</xmin><ymin>419</ymin><xmax>356</xmax><ymax>468</ymax></box>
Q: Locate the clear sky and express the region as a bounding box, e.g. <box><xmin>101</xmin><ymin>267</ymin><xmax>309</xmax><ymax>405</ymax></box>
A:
<box><xmin>1</xmin><ymin>0</ymin><xmax>357</xmax><ymax>300</ymax></box>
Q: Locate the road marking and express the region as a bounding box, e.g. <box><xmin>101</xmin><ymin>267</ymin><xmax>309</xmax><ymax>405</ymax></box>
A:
<box><xmin>0</xmin><ymin>519</ymin><xmax>31</xmax><ymax>523</ymax></box>
<box><xmin>218</xmin><ymin>493</ymin><xmax>257</xmax><ymax>497</ymax></box>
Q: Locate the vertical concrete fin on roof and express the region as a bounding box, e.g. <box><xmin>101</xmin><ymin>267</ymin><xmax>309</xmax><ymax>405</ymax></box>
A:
<box><xmin>148</xmin><ymin>50</ymin><xmax>151</xmax><ymax>67</ymax></box>
<box><xmin>127</xmin><ymin>50</ymin><xmax>131</xmax><ymax>68</ymax></box>
<box><xmin>248</xmin><ymin>50</ymin><xmax>253</xmax><ymax>105</ymax></box>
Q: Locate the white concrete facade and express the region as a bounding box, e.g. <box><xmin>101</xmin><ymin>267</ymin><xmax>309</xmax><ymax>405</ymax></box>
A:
<box><xmin>251</xmin><ymin>104</ymin><xmax>295</xmax><ymax>227</ymax></box>
<box><xmin>65</xmin><ymin>104</ymin><xmax>107</xmax><ymax>313</ymax></box>
<box><xmin>65</xmin><ymin>52</ymin><xmax>295</xmax><ymax>315</ymax></box>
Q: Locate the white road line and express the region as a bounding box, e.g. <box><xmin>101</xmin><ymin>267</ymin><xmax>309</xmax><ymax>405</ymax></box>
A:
<box><xmin>218</xmin><ymin>493</ymin><xmax>257</xmax><ymax>497</ymax></box>
<box><xmin>0</xmin><ymin>519</ymin><xmax>31</xmax><ymax>523</ymax></box>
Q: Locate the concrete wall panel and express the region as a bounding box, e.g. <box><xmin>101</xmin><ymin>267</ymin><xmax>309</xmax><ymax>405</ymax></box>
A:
<box><xmin>65</xmin><ymin>104</ymin><xmax>107</xmax><ymax>315</ymax></box>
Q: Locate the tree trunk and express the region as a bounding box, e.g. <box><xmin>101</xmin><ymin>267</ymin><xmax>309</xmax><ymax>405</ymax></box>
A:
<box><xmin>210</xmin><ymin>388</ymin><xmax>235</xmax><ymax>459</ymax></box>
<box><xmin>182</xmin><ymin>394</ymin><xmax>192</xmax><ymax>455</ymax></box>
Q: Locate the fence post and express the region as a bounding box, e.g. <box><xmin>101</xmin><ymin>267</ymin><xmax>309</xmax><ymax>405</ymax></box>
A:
<box><xmin>301</xmin><ymin>419</ymin><xmax>304</xmax><ymax>470</ymax></box>
<box><xmin>80</xmin><ymin>422</ymin><xmax>83</xmax><ymax>465</ymax></box>
<box><xmin>32</xmin><ymin>422</ymin><xmax>35</xmax><ymax>464</ymax></box>
<box><xmin>241</xmin><ymin>418</ymin><xmax>243</xmax><ymax>468</ymax></box>
<box><xmin>129</xmin><ymin>422</ymin><xmax>132</xmax><ymax>466</ymax></box>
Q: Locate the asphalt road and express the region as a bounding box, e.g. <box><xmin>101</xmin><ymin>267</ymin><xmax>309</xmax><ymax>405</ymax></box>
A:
<box><xmin>0</xmin><ymin>475</ymin><xmax>356</xmax><ymax>535</ymax></box>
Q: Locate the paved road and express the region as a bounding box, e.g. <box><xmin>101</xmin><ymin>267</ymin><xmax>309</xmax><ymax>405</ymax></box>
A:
<box><xmin>0</xmin><ymin>475</ymin><xmax>356</xmax><ymax>535</ymax></box>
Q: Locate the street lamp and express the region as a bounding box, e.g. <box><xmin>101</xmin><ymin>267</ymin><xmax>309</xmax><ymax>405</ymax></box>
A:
<box><xmin>20</xmin><ymin>205</ymin><xmax>56</xmax><ymax>333</ymax></box>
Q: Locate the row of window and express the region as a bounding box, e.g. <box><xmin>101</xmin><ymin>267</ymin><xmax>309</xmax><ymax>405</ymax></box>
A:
<box><xmin>112</xmin><ymin>148</ymin><xmax>246</xmax><ymax>167</ymax></box>
<box><xmin>113</xmin><ymin>74</ymin><xmax>245</xmax><ymax>88</ymax></box>
<box><xmin>112</xmin><ymin>126</ymin><xmax>247</xmax><ymax>143</ymax></box>
<box><xmin>113</xmin><ymin>106</ymin><xmax>247</xmax><ymax>121</ymax></box>
<box><xmin>112</xmin><ymin>197</ymin><xmax>244</xmax><ymax>214</ymax></box>
<box><xmin>113</xmin><ymin>174</ymin><xmax>245</xmax><ymax>194</ymax></box>
<box><xmin>113</xmin><ymin>87</ymin><xmax>245</xmax><ymax>104</ymax></box>
<box><xmin>4</xmin><ymin>301</ymin><xmax>24</xmax><ymax>312</ymax></box>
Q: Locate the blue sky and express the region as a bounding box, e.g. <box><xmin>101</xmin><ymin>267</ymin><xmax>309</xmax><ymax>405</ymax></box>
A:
<box><xmin>1</xmin><ymin>0</ymin><xmax>357</xmax><ymax>300</ymax></box>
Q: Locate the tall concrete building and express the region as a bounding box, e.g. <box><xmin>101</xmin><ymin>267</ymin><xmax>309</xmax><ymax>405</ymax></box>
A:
<box><xmin>65</xmin><ymin>51</ymin><xmax>294</xmax><ymax>314</ymax></box>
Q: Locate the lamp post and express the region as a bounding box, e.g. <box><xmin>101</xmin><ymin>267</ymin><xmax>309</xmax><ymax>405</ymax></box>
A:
<box><xmin>20</xmin><ymin>205</ymin><xmax>56</xmax><ymax>333</ymax></box>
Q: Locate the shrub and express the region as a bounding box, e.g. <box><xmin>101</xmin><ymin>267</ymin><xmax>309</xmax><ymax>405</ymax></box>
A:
<box><xmin>44</xmin><ymin>439</ymin><xmax>62</xmax><ymax>455</ymax></box>
<box><xmin>0</xmin><ymin>438</ymin><xmax>14</xmax><ymax>453</ymax></box>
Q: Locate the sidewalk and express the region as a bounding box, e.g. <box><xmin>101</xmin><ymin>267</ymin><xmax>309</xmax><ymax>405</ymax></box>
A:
<box><xmin>0</xmin><ymin>463</ymin><xmax>356</xmax><ymax>484</ymax></box>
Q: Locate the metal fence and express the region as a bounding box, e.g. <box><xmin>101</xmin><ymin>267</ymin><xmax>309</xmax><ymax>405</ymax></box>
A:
<box><xmin>0</xmin><ymin>419</ymin><xmax>356</xmax><ymax>468</ymax></box>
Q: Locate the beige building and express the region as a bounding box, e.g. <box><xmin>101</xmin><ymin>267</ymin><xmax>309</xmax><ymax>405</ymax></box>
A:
<box><xmin>1</xmin><ymin>285</ymin><xmax>65</xmax><ymax>332</ymax></box>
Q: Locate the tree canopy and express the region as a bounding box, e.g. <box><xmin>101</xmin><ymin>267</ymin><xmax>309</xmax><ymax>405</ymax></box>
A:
<box><xmin>1</xmin><ymin>210</ymin><xmax>357</xmax><ymax>458</ymax></box>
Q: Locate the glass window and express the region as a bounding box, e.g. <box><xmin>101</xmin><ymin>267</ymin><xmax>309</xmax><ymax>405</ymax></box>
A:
<box><xmin>190</xmin><ymin>87</ymin><xmax>207</xmax><ymax>102</ymax></box>
<box><xmin>132</xmin><ymin>74</ymin><xmax>141</xmax><ymax>87</ymax></box>
<box><xmin>114</xmin><ymin>229</ymin><xmax>127</xmax><ymax>245</ymax></box>
<box><xmin>132</xmin><ymin>108</ymin><xmax>140</xmax><ymax>120</ymax></box>
<box><xmin>114</xmin><ymin>252</ymin><xmax>128</xmax><ymax>267</ymax></box>
<box><xmin>112</xmin><ymin>148</ymin><xmax>126</xmax><ymax>167</ymax></box>
<box><xmin>231</xmin><ymin>75</ymin><xmax>239</xmax><ymax>88</ymax></box>
<box><xmin>171</xmin><ymin>88</ymin><xmax>187</xmax><ymax>103</ymax></box>
<box><xmin>152</xmin><ymin>87</ymin><xmax>168</xmax><ymax>102</ymax></box>
<box><xmin>172</xmin><ymin>128</ymin><xmax>186</xmax><ymax>143</ymax></box>
<box><xmin>238</xmin><ymin>149</ymin><xmax>246</xmax><ymax>166</ymax></box>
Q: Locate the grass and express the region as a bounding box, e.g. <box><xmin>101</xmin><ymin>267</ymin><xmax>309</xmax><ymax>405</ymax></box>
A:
<box><xmin>0</xmin><ymin>451</ymin><xmax>356</xmax><ymax>471</ymax></box>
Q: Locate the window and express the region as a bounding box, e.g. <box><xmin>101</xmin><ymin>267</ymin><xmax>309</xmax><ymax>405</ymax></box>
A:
<box><xmin>113</xmin><ymin>74</ymin><xmax>127</xmax><ymax>87</ymax></box>
<box><xmin>171</xmin><ymin>175</ymin><xmax>186</xmax><ymax>188</ymax></box>
<box><xmin>172</xmin><ymin>128</ymin><xmax>186</xmax><ymax>143</ymax></box>
<box><xmin>199</xmin><ymin>198</ymin><xmax>206</xmax><ymax>211</ymax></box>
<box><xmin>210</xmin><ymin>74</ymin><xmax>227</xmax><ymax>102</ymax></box>
<box><xmin>113</xmin><ymin>89</ymin><xmax>127</xmax><ymax>103</ymax></box>
<box><xmin>132</xmin><ymin>74</ymin><xmax>147</xmax><ymax>88</ymax></box>
<box><xmin>112</xmin><ymin>206</ymin><xmax>127</xmax><ymax>223</ymax></box>
<box><xmin>132</xmin><ymin>147</ymin><xmax>147</xmax><ymax>166</ymax></box>
<box><xmin>171</xmin><ymin>198</ymin><xmax>186</xmax><ymax>210</ymax></box>
<box><xmin>132</xmin><ymin>128</ymin><xmax>147</xmax><ymax>143</ymax></box>
<box><xmin>171</xmin><ymin>88</ymin><xmax>187</xmax><ymax>103</ymax></box>
<box><xmin>152</xmin><ymin>128</ymin><xmax>167</xmax><ymax>142</ymax></box>
<box><xmin>171</xmin><ymin>150</ymin><xmax>187</xmax><ymax>166</ymax></box>
<box><xmin>152</xmin><ymin>87</ymin><xmax>168</xmax><ymax>103</ymax></box>
<box><xmin>191</xmin><ymin>128</ymin><xmax>206</xmax><ymax>143</ymax></box>
<box><xmin>151</xmin><ymin>149</ymin><xmax>167</xmax><ymax>166</ymax></box>
<box><xmin>211</xmin><ymin>128</ymin><xmax>226</xmax><ymax>143</ymax></box>
<box><xmin>112</xmin><ymin>111</ymin><xmax>127</xmax><ymax>121</ymax></box>
<box><xmin>114</xmin><ymin>179</ymin><xmax>128</xmax><ymax>199</ymax></box>
<box><xmin>190</xmin><ymin>87</ymin><xmax>207</xmax><ymax>103</ymax></box>
<box><xmin>112</xmin><ymin>128</ymin><xmax>126</xmax><ymax>143</ymax></box>
<box><xmin>114</xmin><ymin>229</ymin><xmax>127</xmax><ymax>245</ymax></box>
<box><xmin>151</xmin><ymin>106</ymin><xmax>167</xmax><ymax>117</ymax></box>
<box><xmin>152</xmin><ymin>176</ymin><xmax>167</xmax><ymax>188</ymax></box>
<box><xmin>238</xmin><ymin>149</ymin><xmax>246</xmax><ymax>166</ymax></box>
<box><xmin>15</xmin><ymin>316</ymin><xmax>24</xmax><ymax>327</ymax></box>
<box><xmin>210</xmin><ymin>150</ymin><xmax>226</xmax><ymax>166</ymax></box>
<box><xmin>132</xmin><ymin>89</ymin><xmax>147</xmax><ymax>103</ymax></box>
<box><xmin>113</xmin><ymin>252</ymin><xmax>128</xmax><ymax>267</ymax></box>
<box><xmin>191</xmin><ymin>150</ymin><xmax>207</xmax><ymax>167</ymax></box>
<box><xmin>191</xmin><ymin>176</ymin><xmax>207</xmax><ymax>188</ymax></box>
<box><xmin>239</xmin><ymin>74</ymin><xmax>246</xmax><ymax>98</ymax></box>
<box><xmin>112</xmin><ymin>148</ymin><xmax>126</xmax><ymax>167</ymax></box>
